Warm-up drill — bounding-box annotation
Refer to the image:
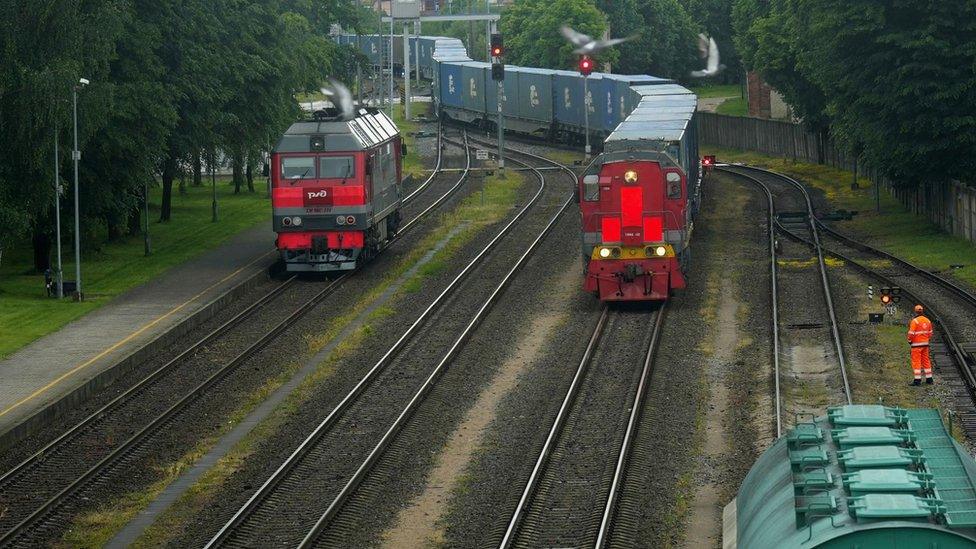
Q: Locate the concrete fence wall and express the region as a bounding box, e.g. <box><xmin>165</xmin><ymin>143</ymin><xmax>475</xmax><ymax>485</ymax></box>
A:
<box><xmin>697</xmin><ymin>112</ymin><xmax>976</xmax><ymax>245</ymax></box>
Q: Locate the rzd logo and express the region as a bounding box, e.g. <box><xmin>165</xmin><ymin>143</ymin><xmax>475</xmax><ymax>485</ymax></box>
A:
<box><xmin>470</xmin><ymin>77</ymin><xmax>477</xmax><ymax>97</ymax></box>
<box><xmin>448</xmin><ymin>75</ymin><xmax>456</xmax><ymax>94</ymax></box>
<box><xmin>306</xmin><ymin>190</ymin><xmax>328</xmax><ymax>199</ymax></box>
<box><xmin>529</xmin><ymin>85</ymin><xmax>540</xmax><ymax>107</ymax></box>
<box><xmin>305</xmin><ymin>188</ymin><xmax>331</xmax><ymax>206</ymax></box>
<box><xmin>564</xmin><ymin>87</ymin><xmax>571</xmax><ymax>109</ymax></box>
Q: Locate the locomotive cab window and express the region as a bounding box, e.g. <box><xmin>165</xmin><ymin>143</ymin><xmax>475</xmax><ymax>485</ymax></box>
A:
<box><xmin>281</xmin><ymin>157</ymin><xmax>315</xmax><ymax>180</ymax></box>
<box><xmin>319</xmin><ymin>156</ymin><xmax>355</xmax><ymax>179</ymax></box>
<box><xmin>582</xmin><ymin>174</ymin><xmax>600</xmax><ymax>201</ymax></box>
<box><xmin>666</xmin><ymin>172</ymin><xmax>682</xmax><ymax>199</ymax></box>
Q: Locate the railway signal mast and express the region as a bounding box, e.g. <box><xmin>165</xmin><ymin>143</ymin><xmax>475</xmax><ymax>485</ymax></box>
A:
<box><xmin>491</xmin><ymin>32</ymin><xmax>505</xmax><ymax>171</ymax></box>
<box><xmin>578</xmin><ymin>55</ymin><xmax>593</xmax><ymax>161</ymax></box>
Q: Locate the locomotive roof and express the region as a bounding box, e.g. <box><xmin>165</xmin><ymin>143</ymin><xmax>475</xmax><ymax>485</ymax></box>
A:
<box><xmin>274</xmin><ymin>110</ymin><xmax>400</xmax><ymax>153</ymax></box>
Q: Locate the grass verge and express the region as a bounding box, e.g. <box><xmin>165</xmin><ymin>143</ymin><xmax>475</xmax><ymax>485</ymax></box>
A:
<box><xmin>393</xmin><ymin>102</ymin><xmax>432</xmax><ymax>179</ymax></box>
<box><xmin>689</xmin><ymin>84</ymin><xmax>742</xmax><ymax>99</ymax></box>
<box><xmin>67</xmin><ymin>170</ymin><xmax>524</xmax><ymax>547</ymax></box>
<box><xmin>704</xmin><ymin>146</ymin><xmax>976</xmax><ymax>287</ymax></box>
<box><xmin>715</xmin><ymin>96</ymin><xmax>748</xmax><ymax>116</ymax></box>
<box><xmin>0</xmin><ymin>180</ymin><xmax>268</xmax><ymax>360</ymax></box>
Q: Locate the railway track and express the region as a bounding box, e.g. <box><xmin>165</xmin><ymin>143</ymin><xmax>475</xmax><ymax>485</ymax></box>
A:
<box><xmin>205</xmin><ymin>136</ymin><xmax>572</xmax><ymax>548</ymax></box>
<box><xmin>496</xmin><ymin>305</ymin><xmax>664</xmax><ymax>549</ymax></box>
<box><xmin>729</xmin><ymin>164</ymin><xmax>976</xmax><ymax>438</ymax></box>
<box><xmin>0</xmin><ymin>128</ymin><xmax>470</xmax><ymax>547</ymax></box>
<box><xmin>719</xmin><ymin>164</ymin><xmax>852</xmax><ymax>429</ymax></box>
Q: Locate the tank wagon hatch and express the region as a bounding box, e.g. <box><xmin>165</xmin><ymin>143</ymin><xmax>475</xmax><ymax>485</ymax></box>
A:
<box><xmin>725</xmin><ymin>405</ymin><xmax>976</xmax><ymax>549</ymax></box>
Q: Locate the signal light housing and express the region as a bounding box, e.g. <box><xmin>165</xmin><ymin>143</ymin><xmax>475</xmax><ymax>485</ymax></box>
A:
<box><xmin>490</xmin><ymin>33</ymin><xmax>503</xmax><ymax>58</ymax></box>
<box><xmin>579</xmin><ymin>55</ymin><xmax>594</xmax><ymax>76</ymax></box>
<box><xmin>492</xmin><ymin>62</ymin><xmax>505</xmax><ymax>81</ymax></box>
<box><xmin>703</xmin><ymin>155</ymin><xmax>716</xmax><ymax>167</ymax></box>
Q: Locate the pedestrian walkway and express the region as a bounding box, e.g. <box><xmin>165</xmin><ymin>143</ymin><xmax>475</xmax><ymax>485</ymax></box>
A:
<box><xmin>0</xmin><ymin>225</ymin><xmax>276</xmax><ymax>443</ymax></box>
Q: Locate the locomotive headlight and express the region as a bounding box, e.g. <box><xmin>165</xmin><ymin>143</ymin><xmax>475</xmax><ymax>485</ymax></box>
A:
<box><xmin>599</xmin><ymin>247</ymin><xmax>612</xmax><ymax>258</ymax></box>
<box><xmin>666</xmin><ymin>172</ymin><xmax>681</xmax><ymax>183</ymax></box>
<box><xmin>336</xmin><ymin>216</ymin><xmax>346</xmax><ymax>226</ymax></box>
<box><xmin>346</xmin><ymin>215</ymin><xmax>356</xmax><ymax>225</ymax></box>
<box><xmin>291</xmin><ymin>216</ymin><xmax>302</xmax><ymax>226</ymax></box>
<box><xmin>655</xmin><ymin>246</ymin><xmax>667</xmax><ymax>257</ymax></box>
<box><xmin>624</xmin><ymin>170</ymin><xmax>638</xmax><ymax>183</ymax></box>
<box><xmin>282</xmin><ymin>217</ymin><xmax>292</xmax><ymax>226</ymax></box>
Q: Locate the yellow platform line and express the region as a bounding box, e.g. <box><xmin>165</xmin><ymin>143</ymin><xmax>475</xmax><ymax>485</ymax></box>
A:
<box><xmin>0</xmin><ymin>250</ymin><xmax>274</xmax><ymax>422</ymax></box>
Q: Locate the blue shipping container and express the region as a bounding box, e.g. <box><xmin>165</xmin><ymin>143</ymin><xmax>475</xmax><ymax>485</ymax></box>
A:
<box><xmin>439</xmin><ymin>62</ymin><xmax>464</xmax><ymax>108</ymax></box>
<box><xmin>461</xmin><ymin>62</ymin><xmax>489</xmax><ymax>114</ymax></box>
<box><xmin>485</xmin><ymin>67</ymin><xmax>520</xmax><ymax>117</ymax></box>
<box><xmin>514</xmin><ymin>68</ymin><xmax>554</xmax><ymax>123</ymax></box>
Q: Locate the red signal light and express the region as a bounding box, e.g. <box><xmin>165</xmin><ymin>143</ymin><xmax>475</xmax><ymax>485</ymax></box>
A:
<box><xmin>703</xmin><ymin>155</ymin><xmax>715</xmax><ymax>166</ymax></box>
<box><xmin>881</xmin><ymin>294</ymin><xmax>892</xmax><ymax>304</ymax></box>
<box><xmin>579</xmin><ymin>55</ymin><xmax>593</xmax><ymax>76</ymax></box>
<box><xmin>491</xmin><ymin>46</ymin><xmax>503</xmax><ymax>57</ymax></box>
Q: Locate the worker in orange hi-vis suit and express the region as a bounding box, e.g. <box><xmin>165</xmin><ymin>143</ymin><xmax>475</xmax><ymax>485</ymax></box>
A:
<box><xmin>908</xmin><ymin>304</ymin><xmax>934</xmax><ymax>385</ymax></box>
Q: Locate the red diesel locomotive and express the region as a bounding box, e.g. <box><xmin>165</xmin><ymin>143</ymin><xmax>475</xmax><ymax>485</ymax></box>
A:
<box><xmin>271</xmin><ymin>109</ymin><xmax>404</xmax><ymax>272</ymax></box>
<box><xmin>579</xmin><ymin>150</ymin><xmax>696</xmax><ymax>301</ymax></box>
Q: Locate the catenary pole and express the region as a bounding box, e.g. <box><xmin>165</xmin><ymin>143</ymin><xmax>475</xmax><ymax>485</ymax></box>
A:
<box><xmin>404</xmin><ymin>22</ymin><xmax>411</xmax><ymax>120</ymax></box>
<box><xmin>583</xmin><ymin>73</ymin><xmax>591</xmax><ymax>161</ymax></box>
<box><xmin>72</xmin><ymin>81</ymin><xmax>85</xmax><ymax>301</ymax></box>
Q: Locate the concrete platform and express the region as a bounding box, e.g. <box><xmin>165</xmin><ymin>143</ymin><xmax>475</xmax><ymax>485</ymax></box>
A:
<box><xmin>0</xmin><ymin>224</ymin><xmax>277</xmax><ymax>448</ymax></box>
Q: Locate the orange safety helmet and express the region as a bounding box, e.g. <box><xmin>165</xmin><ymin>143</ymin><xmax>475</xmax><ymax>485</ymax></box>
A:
<box><xmin>914</xmin><ymin>304</ymin><xmax>924</xmax><ymax>314</ymax></box>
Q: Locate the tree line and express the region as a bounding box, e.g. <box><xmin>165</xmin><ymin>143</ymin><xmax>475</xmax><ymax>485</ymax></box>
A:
<box><xmin>733</xmin><ymin>0</ymin><xmax>976</xmax><ymax>187</ymax></box>
<box><xmin>0</xmin><ymin>0</ymin><xmax>371</xmax><ymax>271</ymax></box>
<box><xmin>440</xmin><ymin>0</ymin><xmax>742</xmax><ymax>83</ymax></box>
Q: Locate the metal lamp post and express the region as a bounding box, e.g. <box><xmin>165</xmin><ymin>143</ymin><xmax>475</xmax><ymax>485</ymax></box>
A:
<box><xmin>53</xmin><ymin>124</ymin><xmax>63</xmax><ymax>298</ymax></box>
<box><xmin>72</xmin><ymin>77</ymin><xmax>89</xmax><ymax>301</ymax></box>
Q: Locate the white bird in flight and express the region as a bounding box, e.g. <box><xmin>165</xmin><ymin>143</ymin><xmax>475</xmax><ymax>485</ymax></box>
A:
<box><xmin>690</xmin><ymin>33</ymin><xmax>725</xmax><ymax>78</ymax></box>
<box><xmin>560</xmin><ymin>25</ymin><xmax>633</xmax><ymax>55</ymax></box>
<box><xmin>320</xmin><ymin>79</ymin><xmax>355</xmax><ymax>120</ymax></box>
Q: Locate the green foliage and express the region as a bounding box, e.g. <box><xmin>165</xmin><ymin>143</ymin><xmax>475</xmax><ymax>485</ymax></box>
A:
<box><xmin>732</xmin><ymin>0</ymin><xmax>976</xmax><ymax>185</ymax></box>
<box><xmin>614</xmin><ymin>0</ymin><xmax>698</xmax><ymax>78</ymax></box>
<box><xmin>0</xmin><ymin>0</ymin><xmax>361</xmax><ymax>270</ymax></box>
<box><xmin>499</xmin><ymin>0</ymin><xmax>614</xmax><ymax>70</ymax></box>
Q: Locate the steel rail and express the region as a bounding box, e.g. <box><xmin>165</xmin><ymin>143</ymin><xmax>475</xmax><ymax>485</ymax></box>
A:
<box><xmin>204</xmin><ymin>132</ymin><xmax>554</xmax><ymax>548</ymax></box>
<box><xmin>498</xmin><ymin>307</ymin><xmax>610</xmax><ymax>549</ymax></box>
<box><xmin>0</xmin><ymin>130</ymin><xmax>471</xmax><ymax>547</ymax></box>
<box><xmin>720</xmin><ymin>165</ymin><xmax>853</xmax><ymax>405</ymax></box>
<box><xmin>401</xmin><ymin>122</ymin><xmax>444</xmax><ymax>204</ymax></box>
<box><xmin>718</xmin><ymin>169</ymin><xmax>783</xmax><ymax>436</ymax></box>
<box><xmin>301</xmin><ymin>155</ymin><xmax>577</xmax><ymax>547</ymax></box>
<box><xmin>0</xmin><ymin>274</ymin><xmax>296</xmax><ymax>493</ymax></box>
<box><xmin>592</xmin><ymin>303</ymin><xmax>666</xmax><ymax>548</ymax></box>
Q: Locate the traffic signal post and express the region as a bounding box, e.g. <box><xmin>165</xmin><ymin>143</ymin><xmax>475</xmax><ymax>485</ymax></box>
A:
<box><xmin>491</xmin><ymin>32</ymin><xmax>505</xmax><ymax>172</ymax></box>
<box><xmin>578</xmin><ymin>55</ymin><xmax>594</xmax><ymax>161</ymax></box>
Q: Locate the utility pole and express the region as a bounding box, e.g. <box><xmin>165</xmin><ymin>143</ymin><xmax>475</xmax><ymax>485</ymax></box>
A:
<box><xmin>211</xmin><ymin>150</ymin><xmax>219</xmax><ymax>222</ymax></box>
<box><xmin>403</xmin><ymin>22</ymin><xmax>411</xmax><ymax>120</ymax></box>
<box><xmin>72</xmin><ymin>78</ymin><xmax>89</xmax><ymax>301</ymax></box>
<box><xmin>144</xmin><ymin>179</ymin><xmax>152</xmax><ymax>256</ymax></box>
<box><xmin>389</xmin><ymin>13</ymin><xmax>394</xmax><ymax>117</ymax></box>
<box><xmin>53</xmin><ymin>124</ymin><xmax>63</xmax><ymax>298</ymax></box>
<box><xmin>414</xmin><ymin>20</ymin><xmax>421</xmax><ymax>93</ymax></box>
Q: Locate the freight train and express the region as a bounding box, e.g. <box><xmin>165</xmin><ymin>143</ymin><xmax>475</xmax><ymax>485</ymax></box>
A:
<box><xmin>271</xmin><ymin>108</ymin><xmax>404</xmax><ymax>272</ymax></box>
<box><xmin>333</xmin><ymin>33</ymin><xmax>701</xmax><ymax>300</ymax></box>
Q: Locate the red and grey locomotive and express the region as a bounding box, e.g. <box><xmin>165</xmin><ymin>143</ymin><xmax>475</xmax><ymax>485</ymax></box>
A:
<box><xmin>271</xmin><ymin>109</ymin><xmax>404</xmax><ymax>272</ymax></box>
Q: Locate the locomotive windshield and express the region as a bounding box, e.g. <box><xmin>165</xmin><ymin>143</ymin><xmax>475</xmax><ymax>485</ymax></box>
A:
<box><xmin>281</xmin><ymin>157</ymin><xmax>315</xmax><ymax>179</ymax></box>
<box><xmin>319</xmin><ymin>156</ymin><xmax>355</xmax><ymax>179</ymax></box>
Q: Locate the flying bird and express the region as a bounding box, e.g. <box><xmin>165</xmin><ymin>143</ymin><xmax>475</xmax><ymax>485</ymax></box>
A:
<box><xmin>690</xmin><ymin>33</ymin><xmax>725</xmax><ymax>78</ymax></box>
<box><xmin>320</xmin><ymin>79</ymin><xmax>355</xmax><ymax>120</ymax></box>
<box><xmin>560</xmin><ymin>25</ymin><xmax>633</xmax><ymax>55</ymax></box>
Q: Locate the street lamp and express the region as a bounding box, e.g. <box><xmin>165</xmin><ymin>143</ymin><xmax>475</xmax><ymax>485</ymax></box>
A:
<box><xmin>53</xmin><ymin>124</ymin><xmax>64</xmax><ymax>298</ymax></box>
<box><xmin>72</xmin><ymin>77</ymin><xmax>89</xmax><ymax>301</ymax></box>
